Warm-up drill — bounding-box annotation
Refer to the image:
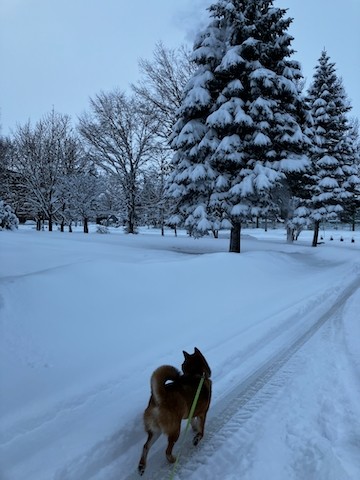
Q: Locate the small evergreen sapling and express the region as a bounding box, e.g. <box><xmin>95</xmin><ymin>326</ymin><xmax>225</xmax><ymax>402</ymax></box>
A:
<box><xmin>0</xmin><ymin>200</ymin><xmax>19</xmax><ymax>230</ymax></box>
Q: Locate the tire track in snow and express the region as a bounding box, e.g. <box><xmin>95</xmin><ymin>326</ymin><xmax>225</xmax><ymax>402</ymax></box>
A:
<box><xmin>49</xmin><ymin>272</ymin><xmax>360</xmax><ymax>480</ymax></box>
<box><xmin>0</xmin><ymin>260</ymin><xmax>91</xmax><ymax>284</ymax></box>
<box><xmin>120</xmin><ymin>273</ymin><xmax>360</xmax><ymax>480</ymax></box>
<box><xmin>0</xmin><ymin>376</ymin><xmax>122</xmax><ymax>447</ymax></box>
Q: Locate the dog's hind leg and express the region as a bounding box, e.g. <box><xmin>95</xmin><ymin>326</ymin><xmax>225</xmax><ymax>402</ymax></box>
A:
<box><xmin>165</xmin><ymin>429</ymin><xmax>180</xmax><ymax>464</ymax></box>
<box><xmin>138</xmin><ymin>429</ymin><xmax>160</xmax><ymax>476</ymax></box>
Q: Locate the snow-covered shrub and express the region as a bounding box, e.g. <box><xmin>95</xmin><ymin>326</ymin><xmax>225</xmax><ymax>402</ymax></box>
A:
<box><xmin>0</xmin><ymin>200</ymin><xmax>19</xmax><ymax>231</ymax></box>
<box><xmin>96</xmin><ymin>225</ymin><xmax>110</xmax><ymax>234</ymax></box>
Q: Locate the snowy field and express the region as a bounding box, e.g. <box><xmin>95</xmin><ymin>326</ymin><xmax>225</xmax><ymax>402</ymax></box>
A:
<box><xmin>1</xmin><ymin>224</ymin><xmax>360</xmax><ymax>480</ymax></box>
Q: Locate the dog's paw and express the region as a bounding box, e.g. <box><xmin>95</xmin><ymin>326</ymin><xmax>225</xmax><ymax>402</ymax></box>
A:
<box><xmin>166</xmin><ymin>453</ymin><xmax>176</xmax><ymax>464</ymax></box>
<box><xmin>193</xmin><ymin>433</ymin><xmax>202</xmax><ymax>446</ymax></box>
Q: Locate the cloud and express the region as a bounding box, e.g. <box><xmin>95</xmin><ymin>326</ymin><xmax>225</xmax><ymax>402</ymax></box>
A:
<box><xmin>173</xmin><ymin>0</ymin><xmax>213</xmax><ymax>44</ymax></box>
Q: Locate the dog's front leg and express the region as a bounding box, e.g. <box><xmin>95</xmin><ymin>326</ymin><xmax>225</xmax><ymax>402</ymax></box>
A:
<box><xmin>193</xmin><ymin>413</ymin><xmax>207</xmax><ymax>446</ymax></box>
<box><xmin>191</xmin><ymin>417</ymin><xmax>199</xmax><ymax>432</ymax></box>
<box><xmin>138</xmin><ymin>430</ymin><xmax>160</xmax><ymax>476</ymax></box>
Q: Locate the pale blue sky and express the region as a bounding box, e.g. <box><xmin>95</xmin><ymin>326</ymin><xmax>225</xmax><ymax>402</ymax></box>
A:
<box><xmin>1</xmin><ymin>0</ymin><xmax>359</xmax><ymax>135</ymax></box>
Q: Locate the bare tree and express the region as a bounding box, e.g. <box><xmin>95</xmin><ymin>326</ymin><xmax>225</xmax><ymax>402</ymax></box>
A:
<box><xmin>132</xmin><ymin>43</ymin><xmax>196</xmax><ymax>233</ymax></box>
<box><xmin>139</xmin><ymin>153</ymin><xmax>171</xmax><ymax>235</ymax></box>
<box><xmin>0</xmin><ymin>136</ymin><xmax>15</xmax><ymax>204</ymax></box>
<box><xmin>56</xmin><ymin>144</ymin><xmax>92</xmax><ymax>232</ymax></box>
<box><xmin>64</xmin><ymin>165</ymin><xmax>100</xmax><ymax>233</ymax></box>
<box><xmin>12</xmin><ymin>111</ymin><xmax>79</xmax><ymax>230</ymax></box>
<box><xmin>97</xmin><ymin>174</ymin><xmax>126</xmax><ymax>225</ymax></box>
<box><xmin>132</xmin><ymin>42</ymin><xmax>195</xmax><ymax>142</ymax></box>
<box><xmin>78</xmin><ymin>90</ymin><xmax>159</xmax><ymax>233</ymax></box>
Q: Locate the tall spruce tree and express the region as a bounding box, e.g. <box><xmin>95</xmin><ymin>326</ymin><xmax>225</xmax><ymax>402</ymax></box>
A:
<box><xmin>305</xmin><ymin>50</ymin><xmax>360</xmax><ymax>246</ymax></box>
<box><xmin>166</xmin><ymin>0</ymin><xmax>310</xmax><ymax>252</ymax></box>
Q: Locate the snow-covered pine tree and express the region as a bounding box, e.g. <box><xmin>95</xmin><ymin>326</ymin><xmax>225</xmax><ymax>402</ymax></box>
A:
<box><xmin>167</xmin><ymin>0</ymin><xmax>310</xmax><ymax>252</ymax></box>
<box><xmin>305</xmin><ymin>50</ymin><xmax>360</xmax><ymax>246</ymax></box>
<box><xmin>0</xmin><ymin>199</ymin><xmax>19</xmax><ymax>230</ymax></box>
<box><xmin>340</xmin><ymin>120</ymin><xmax>360</xmax><ymax>230</ymax></box>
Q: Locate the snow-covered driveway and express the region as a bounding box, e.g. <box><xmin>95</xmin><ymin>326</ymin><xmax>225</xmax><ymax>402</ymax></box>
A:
<box><xmin>122</xmin><ymin>269</ymin><xmax>360</xmax><ymax>480</ymax></box>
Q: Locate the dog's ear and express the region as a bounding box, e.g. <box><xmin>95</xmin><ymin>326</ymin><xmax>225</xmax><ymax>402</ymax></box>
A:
<box><xmin>183</xmin><ymin>350</ymin><xmax>190</xmax><ymax>359</ymax></box>
<box><xmin>194</xmin><ymin>347</ymin><xmax>211</xmax><ymax>377</ymax></box>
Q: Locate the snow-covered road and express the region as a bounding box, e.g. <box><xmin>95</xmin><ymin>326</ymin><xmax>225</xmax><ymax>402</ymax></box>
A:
<box><xmin>123</xmin><ymin>270</ymin><xmax>360</xmax><ymax>480</ymax></box>
<box><xmin>1</xmin><ymin>226</ymin><xmax>359</xmax><ymax>479</ymax></box>
<box><xmin>178</xmin><ymin>282</ymin><xmax>360</xmax><ymax>480</ymax></box>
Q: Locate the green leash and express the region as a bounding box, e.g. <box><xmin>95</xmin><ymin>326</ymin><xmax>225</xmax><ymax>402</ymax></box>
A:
<box><xmin>168</xmin><ymin>374</ymin><xmax>205</xmax><ymax>480</ymax></box>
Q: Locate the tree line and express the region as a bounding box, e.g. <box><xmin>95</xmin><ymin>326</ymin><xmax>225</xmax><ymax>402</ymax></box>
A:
<box><xmin>1</xmin><ymin>0</ymin><xmax>360</xmax><ymax>252</ymax></box>
<box><xmin>0</xmin><ymin>42</ymin><xmax>191</xmax><ymax>235</ymax></box>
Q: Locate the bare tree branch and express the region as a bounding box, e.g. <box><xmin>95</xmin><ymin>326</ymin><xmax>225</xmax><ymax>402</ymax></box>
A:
<box><xmin>78</xmin><ymin>90</ymin><xmax>159</xmax><ymax>233</ymax></box>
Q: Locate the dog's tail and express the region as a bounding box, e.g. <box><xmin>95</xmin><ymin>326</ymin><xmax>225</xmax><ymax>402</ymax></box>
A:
<box><xmin>151</xmin><ymin>365</ymin><xmax>180</xmax><ymax>404</ymax></box>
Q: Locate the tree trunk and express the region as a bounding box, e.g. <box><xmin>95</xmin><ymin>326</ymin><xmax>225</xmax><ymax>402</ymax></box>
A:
<box><xmin>127</xmin><ymin>197</ymin><xmax>136</xmax><ymax>234</ymax></box>
<box><xmin>352</xmin><ymin>208</ymin><xmax>356</xmax><ymax>232</ymax></box>
<box><xmin>127</xmin><ymin>214</ymin><xmax>135</xmax><ymax>234</ymax></box>
<box><xmin>312</xmin><ymin>220</ymin><xmax>320</xmax><ymax>247</ymax></box>
<box><xmin>287</xmin><ymin>226</ymin><xmax>294</xmax><ymax>243</ymax></box>
<box><xmin>229</xmin><ymin>221</ymin><xmax>241</xmax><ymax>253</ymax></box>
<box><xmin>48</xmin><ymin>215</ymin><xmax>53</xmax><ymax>232</ymax></box>
<box><xmin>126</xmin><ymin>180</ymin><xmax>137</xmax><ymax>234</ymax></box>
<box><xmin>84</xmin><ymin>217</ymin><xmax>89</xmax><ymax>234</ymax></box>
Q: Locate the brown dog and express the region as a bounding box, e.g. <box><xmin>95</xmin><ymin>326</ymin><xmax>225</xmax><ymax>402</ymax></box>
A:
<box><xmin>138</xmin><ymin>347</ymin><xmax>212</xmax><ymax>475</ymax></box>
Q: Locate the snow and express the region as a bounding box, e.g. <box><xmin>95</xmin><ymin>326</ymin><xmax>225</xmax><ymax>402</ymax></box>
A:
<box><xmin>216</xmin><ymin>47</ymin><xmax>245</xmax><ymax>72</ymax></box>
<box><xmin>230</xmin><ymin>203</ymin><xmax>251</xmax><ymax>216</ymax></box>
<box><xmin>215</xmin><ymin>174</ymin><xmax>229</xmax><ymax>189</ymax></box>
<box><xmin>0</xmin><ymin>200</ymin><xmax>19</xmax><ymax>231</ymax></box>
<box><xmin>189</xmin><ymin>164</ymin><xmax>207</xmax><ymax>182</ymax></box>
<box><xmin>249</xmin><ymin>68</ymin><xmax>275</xmax><ymax>89</ymax></box>
<box><xmin>206</xmin><ymin>108</ymin><xmax>233</xmax><ymax>128</ymax></box>
<box><xmin>192</xmin><ymin>205</ymin><xmax>207</xmax><ymax>219</ymax></box>
<box><xmin>186</xmin><ymin>69</ymin><xmax>214</xmax><ymax>90</ymax></box>
<box><xmin>231</xmin><ymin>174</ymin><xmax>254</xmax><ymax>196</ymax></box>
<box><xmin>253</xmin><ymin>163</ymin><xmax>281</xmax><ymax>190</ymax></box>
<box><xmin>181</xmin><ymin>87</ymin><xmax>211</xmax><ymax>113</ymax></box>
<box><xmin>318</xmin><ymin>177</ymin><xmax>339</xmax><ymax>189</ymax></box>
<box><xmin>234</xmin><ymin>108</ymin><xmax>253</xmax><ymax>126</ymax></box>
<box><xmin>249</xmin><ymin>97</ymin><xmax>275</xmax><ymax>118</ymax></box>
<box><xmin>318</xmin><ymin>155</ymin><xmax>339</xmax><ymax>167</ymax></box>
<box><xmin>276</xmin><ymin>154</ymin><xmax>310</xmax><ymax>173</ymax></box>
<box><xmin>226</xmin><ymin>79</ymin><xmax>244</xmax><ymax>94</ymax></box>
<box><xmin>253</xmin><ymin>132</ymin><xmax>271</xmax><ymax>146</ymax></box>
<box><xmin>1</xmin><ymin>225</ymin><xmax>360</xmax><ymax>480</ymax></box>
<box><xmin>278</xmin><ymin>76</ymin><xmax>298</xmax><ymax>95</ymax></box>
<box><xmin>198</xmin><ymin>132</ymin><xmax>220</xmax><ymax>152</ymax></box>
<box><xmin>215</xmin><ymin>134</ymin><xmax>241</xmax><ymax>154</ymax></box>
<box><xmin>173</xmin><ymin>120</ymin><xmax>206</xmax><ymax>148</ymax></box>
